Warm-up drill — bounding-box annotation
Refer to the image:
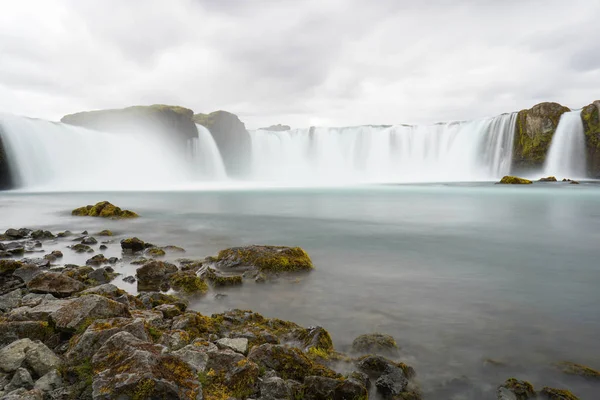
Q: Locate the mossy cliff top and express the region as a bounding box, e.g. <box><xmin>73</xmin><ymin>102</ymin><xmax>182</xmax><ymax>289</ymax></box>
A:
<box><xmin>512</xmin><ymin>102</ymin><xmax>570</xmax><ymax>170</ymax></box>
<box><xmin>61</xmin><ymin>104</ymin><xmax>197</xmax><ymax>141</ymax></box>
<box><xmin>581</xmin><ymin>100</ymin><xmax>600</xmax><ymax>177</ymax></box>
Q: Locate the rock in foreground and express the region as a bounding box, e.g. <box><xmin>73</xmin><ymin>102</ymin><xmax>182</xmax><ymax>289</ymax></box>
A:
<box><xmin>72</xmin><ymin>201</ymin><xmax>138</xmax><ymax>219</ymax></box>
<box><xmin>498</xmin><ymin>176</ymin><xmax>533</xmax><ymax>185</ymax></box>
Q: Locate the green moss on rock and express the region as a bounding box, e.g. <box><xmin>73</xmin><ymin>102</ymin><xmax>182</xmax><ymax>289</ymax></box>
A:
<box><xmin>540</xmin><ymin>387</ymin><xmax>580</xmax><ymax>400</ymax></box>
<box><xmin>581</xmin><ymin>101</ymin><xmax>600</xmax><ymax>177</ymax></box>
<box><xmin>169</xmin><ymin>271</ymin><xmax>209</xmax><ymax>295</ymax></box>
<box><xmin>72</xmin><ymin>201</ymin><xmax>138</xmax><ymax>219</ymax></box>
<box><xmin>556</xmin><ymin>361</ymin><xmax>600</xmax><ymax>380</ymax></box>
<box><xmin>205</xmin><ymin>268</ymin><xmax>243</xmax><ymax>287</ymax></box>
<box><xmin>498</xmin><ymin>176</ymin><xmax>533</xmax><ymax>184</ymax></box>
<box><xmin>215</xmin><ymin>245</ymin><xmax>314</xmax><ymax>273</ymax></box>
<box><xmin>512</xmin><ymin>102</ymin><xmax>570</xmax><ymax>170</ymax></box>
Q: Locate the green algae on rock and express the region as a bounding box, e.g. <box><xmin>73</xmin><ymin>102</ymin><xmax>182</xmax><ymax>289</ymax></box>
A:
<box><xmin>212</xmin><ymin>245</ymin><xmax>314</xmax><ymax>273</ymax></box>
<box><xmin>168</xmin><ymin>271</ymin><xmax>209</xmax><ymax>295</ymax></box>
<box><xmin>581</xmin><ymin>101</ymin><xmax>600</xmax><ymax>177</ymax></box>
<box><xmin>498</xmin><ymin>176</ymin><xmax>533</xmax><ymax>184</ymax></box>
<box><xmin>72</xmin><ymin>201</ymin><xmax>138</xmax><ymax>219</ymax></box>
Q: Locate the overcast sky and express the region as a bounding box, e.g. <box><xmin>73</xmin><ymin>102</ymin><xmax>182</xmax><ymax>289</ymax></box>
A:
<box><xmin>1</xmin><ymin>0</ymin><xmax>599</xmax><ymax>129</ymax></box>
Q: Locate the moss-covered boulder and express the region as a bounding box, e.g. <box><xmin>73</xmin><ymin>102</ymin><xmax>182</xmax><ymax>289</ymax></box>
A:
<box><xmin>136</xmin><ymin>261</ymin><xmax>178</xmax><ymax>292</ymax></box>
<box><xmin>539</xmin><ymin>176</ymin><xmax>558</xmax><ymax>182</ymax></box>
<box><xmin>352</xmin><ymin>333</ymin><xmax>399</xmax><ymax>356</ymax></box>
<box><xmin>91</xmin><ymin>331</ymin><xmax>202</xmax><ymax>400</ymax></box>
<box><xmin>168</xmin><ymin>271</ymin><xmax>209</xmax><ymax>295</ymax></box>
<box><xmin>581</xmin><ymin>101</ymin><xmax>600</xmax><ymax>177</ymax></box>
<box><xmin>539</xmin><ymin>387</ymin><xmax>580</xmax><ymax>399</ymax></box>
<box><xmin>211</xmin><ymin>245</ymin><xmax>314</xmax><ymax>274</ymax></box>
<box><xmin>204</xmin><ymin>267</ymin><xmax>243</xmax><ymax>287</ymax></box>
<box><xmin>193</xmin><ymin>110</ymin><xmax>251</xmax><ymax>177</ymax></box>
<box><xmin>121</xmin><ymin>237</ymin><xmax>148</xmax><ymax>253</ymax></box>
<box><xmin>555</xmin><ymin>361</ymin><xmax>600</xmax><ymax>380</ymax></box>
<box><xmin>72</xmin><ymin>201</ymin><xmax>138</xmax><ymax>219</ymax></box>
<box><xmin>498</xmin><ymin>176</ymin><xmax>533</xmax><ymax>184</ymax></box>
<box><xmin>497</xmin><ymin>378</ymin><xmax>536</xmax><ymax>400</ymax></box>
<box><xmin>512</xmin><ymin>102</ymin><xmax>570</xmax><ymax>170</ymax></box>
<box><xmin>50</xmin><ymin>294</ymin><xmax>131</xmax><ymax>333</ymax></box>
<box><xmin>27</xmin><ymin>272</ymin><xmax>86</xmax><ymax>298</ymax></box>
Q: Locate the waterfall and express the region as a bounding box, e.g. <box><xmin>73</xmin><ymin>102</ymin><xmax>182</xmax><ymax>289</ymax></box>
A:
<box><xmin>188</xmin><ymin>124</ymin><xmax>227</xmax><ymax>180</ymax></box>
<box><xmin>247</xmin><ymin>113</ymin><xmax>517</xmax><ymax>183</ymax></box>
<box><xmin>0</xmin><ymin>114</ymin><xmax>195</xmax><ymax>191</ymax></box>
<box><xmin>543</xmin><ymin>110</ymin><xmax>587</xmax><ymax>179</ymax></box>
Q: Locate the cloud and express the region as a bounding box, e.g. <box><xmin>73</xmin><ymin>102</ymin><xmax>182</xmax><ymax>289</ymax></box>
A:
<box><xmin>0</xmin><ymin>0</ymin><xmax>599</xmax><ymax>128</ymax></box>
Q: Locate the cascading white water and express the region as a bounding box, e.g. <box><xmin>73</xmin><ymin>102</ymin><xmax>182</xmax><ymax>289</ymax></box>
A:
<box><xmin>188</xmin><ymin>124</ymin><xmax>227</xmax><ymax>180</ymax></box>
<box><xmin>0</xmin><ymin>114</ymin><xmax>196</xmax><ymax>191</ymax></box>
<box><xmin>248</xmin><ymin>113</ymin><xmax>517</xmax><ymax>183</ymax></box>
<box><xmin>543</xmin><ymin>110</ymin><xmax>587</xmax><ymax>179</ymax></box>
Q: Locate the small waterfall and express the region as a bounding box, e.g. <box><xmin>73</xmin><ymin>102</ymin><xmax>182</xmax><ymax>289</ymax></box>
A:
<box><xmin>189</xmin><ymin>124</ymin><xmax>227</xmax><ymax>180</ymax></box>
<box><xmin>0</xmin><ymin>114</ymin><xmax>194</xmax><ymax>191</ymax></box>
<box><xmin>543</xmin><ymin>110</ymin><xmax>587</xmax><ymax>179</ymax></box>
<box><xmin>247</xmin><ymin>113</ymin><xmax>517</xmax><ymax>183</ymax></box>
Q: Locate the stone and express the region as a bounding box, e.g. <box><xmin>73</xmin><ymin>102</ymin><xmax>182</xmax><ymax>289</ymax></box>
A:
<box><xmin>7</xmin><ymin>299</ymin><xmax>70</xmax><ymax>322</ymax></box>
<box><xmin>210</xmin><ymin>245</ymin><xmax>313</xmax><ymax>274</ymax></box>
<box><xmin>0</xmin><ymin>289</ymin><xmax>23</xmax><ymax>312</ymax></box>
<box><xmin>85</xmin><ymin>254</ymin><xmax>108</xmax><ymax>266</ymax></box>
<box><xmin>71</xmin><ymin>201</ymin><xmax>138</xmax><ymax>219</ymax></box>
<box><xmin>50</xmin><ymin>294</ymin><xmax>131</xmax><ymax>332</ymax></box>
<box><xmin>159</xmin><ymin>330</ymin><xmax>190</xmax><ymax>351</ymax></box>
<box><xmin>260</xmin><ymin>376</ymin><xmax>291</xmax><ymax>400</ymax></box>
<box><xmin>121</xmin><ymin>237</ymin><xmax>147</xmax><ymax>253</ymax></box>
<box><xmin>351</xmin><ymin>333</ymin><xmax>399</xmax><ymax>356</ymax></box>
<box><xmin>80</xmin><ymin>283</ymin><xmax>123</xmax><ymax>299</ymax></box>
<box><xmin>69</xmin><ymin>244</ymin><xmax>93</xmax><ymax>253</ymax></box>
<box><xmin>216</xmin><ymin>337</ymin><xmax>249</xmax><ymax>355</ymax></box>
<box><xmin>155</xmin><ymin>304</ymin><xmax>183</xmax><ymax>319</ymax></box>
<box><xmin>136</xmin><ymin>261</ymin><xmax>178</xmax><ymax>291</ymax></box>
<box><xmin>497</xmin><ymin>378</ymin><xmax>536</xmax><ymax>400</ymax></box>
<box><xmin>0</xmin><ymin>339</ymin><xmax>34</xmax><ymax>372</ymax></box>
<box><xmin>66</xmin><ymin>317</ymin><xmax>148</xmax><ymax>363</ymax></box>
<box><xmin>498</xmin><ymin>176</ymin><xmax>533</xmax><ymax>185</ymax></box>
<box><xmin>33</xmin><ymin>369</ymin><xmax>63</xmax><ymax>393</ymax></box>
<box><xmin>539</xmin><ymin>176</ymin><xmax>558</xmax><ymax>182</ymax></box>
<box><xmin>5</xmin><ymin>368</ymin><xmax>34</xmax><ymax>391</ymax></box>
<box><xmin>80</xmin><ymin>236</ymin><xmax>97</xmax><ymax>245</ymax></box>
<box><xmin>24</xmin><ymin>341</ymin><xmax>61</xmax><ymax>376</ymax></box>
<box><xmin>0</xmin><ymin>260</ymin><xmax>23</xmax><ymax>276</ymax></box>
<box><xmin>91</xmin><ymin>331</ymin><xmax>201</xmax><ymax>399</ymax></box>
<box><xmin>31</xmin><ymin>230</ymin><xmax>54</xmax><ymax>240</ymax></box>
<box><xmin>12</xmin><ymin>265</ymin><xmax>41</xmax><ymax>284</ymax></box>
<box><xmin>1</xmin><ymin>388</ymin><xmax>43</xmax><ymax>400</ymax></box>
<box><xmin>375</xmin><ymin>366</ymin><xmax>408</xmax><ymax>397</ymax></box>
<box><xmin>122</xmin><ymin>275</ymin><xmax>136</xmax><ymax>284</ymax></box>
<box><xmin>171</xmin><ymin>345</ymin><xmax>209</xmax><ymax>374</ymax></box>
<box><xmin>87</xmin><ymin>268</ymin><xmax>114</xmax><ymax>284</ymax></box>
<box><xmin>27</xmin><ymin>272</ymin><xmax>85</xmax><ymax>298</ymax></box>
<box><xmin>248</xmin><ymin>344</ymin><xmax>336</xmax><ymax>381</ymax></box>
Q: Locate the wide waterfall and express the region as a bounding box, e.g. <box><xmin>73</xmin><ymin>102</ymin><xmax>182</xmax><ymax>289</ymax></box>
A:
<box><xmin>188</xmin><ymin>124</ymin><xmax>227</xmax><ymax>180</ymax></box>
<box><xmin>543</xmin><ymin>110</ymin><xmax>587</xmax><ymax>179</ymax></box>
<box><xmin>0</xmin><ymin>114</ymin><xmax>196</xmax><ymax>191</ymax></box>
<box><xmin>248</xmin><ymin>112</ymin><xmax>517</xmax><ymax>184</ymax></box>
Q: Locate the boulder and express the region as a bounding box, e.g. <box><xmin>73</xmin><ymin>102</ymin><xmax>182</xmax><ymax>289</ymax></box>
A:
<box><xmin>352</xmin><ymin>333</ymin><xmax>399</xmax><ymax>356</ymax></box>
<box><xmin>0</xmin><ymin>260</ymin><xmax>23</xmax><ymax>276</ymax></box>
<box><xmin>248</xmin><ymin>344</ymin><xmax>337</xmax><ymax>381</ymax></box>
<box><xmin>50</xmin><ymin>294</ymin><xmax>131</xmax><ymax>332</ymax></box>
<box><xmin>136</xmin><ymin>261</ymin><xmax>178</xmax><ymax>291</ymax></box>
<box><xmin>0</xmin><ymin>321</ymin><xmax>55</xmax><ymax>347</ymax></box>
<box><xmin>539</xmin><ymin>176</ymin><xmax>557</xmax><ymax>182</ymax></box>
<box><xmin>171</xmin><ymin>345</ymin><xmax>209</xmax><ymax>373</ymax></box>
<box><xmin>497</xmin><ymin>378</ymin><xmax>536</xmax><ymax>400</ymax></box>
<box><xmin>23</xmin><ymin>341</ymin><xmax>61</xmax><ymax>376</ymax></box>
<box><xmin>6</xmin><ymin>299</ymin><xmax>68</xmax><ymax>322</ymax></box>
<box><xmin>0</xmin><ymin>289</ymin><xmax>23</xmax><ymax>312</ymax></box>
<box><xmin>204</xmin><ymin>267</ymin><xmax>243</xmax><ymax>287</ymax></box>
<box><xmin>33</xmin><ymin>369</ymin><xmax>63</xmax><ymax>393</ymax></box>
<box><xmin>72</xmin><ymin>201</ymin><xmax>138</xmax><ymax>219</ymax></box>
<box><xmin>194</xmin><ymin>110</ymin><xmax>251</xmax><ymax>177</ymax></box>
<box><xmin>210</xmin><ymin>245</ymin><xmax>314</xmax><ymax>274</ymax></box>
<box><xmin>581</xmin><ymin>101</ymin><xmax>600</xmax><ymax>177</ymax></box>
<box><xmin>121</xmin><ymin>237</ymin><xmax>147</xmax><ymax>253</ymax></box>
<box><xmin>80</xmin><ymin>283</ymin><xmax>124</xmax><ymax>299</ymax></box>
<box><xmin>0</xmin><ymin>339</ymin><xmax>35</xmax><ymax>373</ymax></box>
<box><xmin>91</xmin><ymin>331</ymin><xmax>202</xmax><ymax>400</ymax></box>
<box><xmin>260</xmin><ymin>376</ymin><xmax>292</xmax><ymax>400</ymax></box>
<box><xmin>66</xmin><ymin>317</ymin><xmax>148</xmax><ymax>363</ymax></box>
<box><xmin>513</xmin><ymin>102</ymin><xmax>570</xmax><ymax>170</ymax></box>
<box><xmin>4</xmin><ymin>367</ymin><xmax>34</xmax><ymax>392</ymax></box>
<box><xmin>168</xmin><ymin>271</ymin><xmax>208</xmax><ymax>295</ymax></box>
<box><xmin>303</xmin><ymin>376</ymin><xmax>367</xmax><ymax>400</ymax></box>
<box><xmin>216</xmin><ymin>338</ymin><xmax>249</xmax><ymax>355</ymax></box>
<box><xmin>498</xmin><ymin>176</ymin><xmax>533</xmax><ymax>185</ymax></box>
<box><xmin>27</xmin><ymin>272</ymin><xmax>85</xmax><ymax>298</ymax></box>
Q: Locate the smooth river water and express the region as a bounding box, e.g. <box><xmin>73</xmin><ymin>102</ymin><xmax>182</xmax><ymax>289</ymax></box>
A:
<box><xmin>1</xmin><ymin>182</ymin><xmax>599</xmax><ymax>398</ymax></box>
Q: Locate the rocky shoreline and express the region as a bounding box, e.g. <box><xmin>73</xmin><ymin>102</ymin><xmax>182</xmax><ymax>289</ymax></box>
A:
<box><xmin>0</xmin><ymin>204</ymin><xmax>596</xmax><ymax>399</ymax></box>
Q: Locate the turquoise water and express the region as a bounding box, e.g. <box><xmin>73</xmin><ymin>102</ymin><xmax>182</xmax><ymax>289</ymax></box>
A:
<box><xmin>1</xmin><ymin>182</ymin><xmax>599</xmax><ymax>398</ymax></box>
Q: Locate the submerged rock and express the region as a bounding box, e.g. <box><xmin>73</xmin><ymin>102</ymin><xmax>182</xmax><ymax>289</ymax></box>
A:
<box><xmin>210</xmin><ymin>245</ymin><xmax>314</xmax><ymax>274</ymax></box>
<box><xmin>555</xmin><ymin>361</ymin><xmax>600</xmax><ymax>380</ymax></box>
<box><xmin>71</xmin><ymin>201</ymin><xmax>138</xmax><ymax>219</ymax></box>
<box><xmin>498</xmin><ymin>176</ymin><xmax>533</xmax><ymax>185</ymax></box>
<box><xmin>351</xmin><ymin>333</ymin><xmax>399</xmax><ymax>356</ymax></box>
<box><xmin>497</xmin><ymin>378</ymin><xmax>536</xmax><ymax>399</ymax></box>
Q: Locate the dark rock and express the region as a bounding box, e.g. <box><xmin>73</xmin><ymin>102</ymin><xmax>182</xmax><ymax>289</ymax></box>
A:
<box><xmin>91</xmin><ymin>331</ymin><xmax>202</xmax><ymax>399</ymax></box>
<box><xmin>136</xmin><ymin>261</ymin><xmax>178</xmax><ymax>291</ymax></box>
<box><xmin>137</xmin><ymin>292</ymin><xmax>188</xmax><ymax>312</ymax></box>
<box><xmin>539</xmin><ymin>176</ymin><xmax>558</xmax><ymax>182</ymax></box>
<box><xmin>107</xmin><ymin>257</ymin><xmax>118</xmax><ymax>264</ymax></box>
<box><xmin>0</xmin><ymin>260</ymin><xmax>23</xmax><ymax>276</ymax></box>
<box><xmin>87</xmin><ymin>268</ymin><xmax>115</xmax><ymax>284</ymax></box>
<box><xmin>0</xmin><ymin>289</ymin><xmax>23</xmax><ymax>312</ymax></box>
<box><xmin>85</xmin><ymin>254</ymin><xmax>108</xmax><ymax>266</ymax></box>
<box><xmin>194</xmin><ymin>110</ymin><xmax>251</xmax><ymax>177</ymax></box>
<box><xmin>303</xmin><ymin>375</ymin><xmax>368</xmax><ymax>400</ymax></box>
<box><xmin>375</xmin><ymin>366</ymin><xmax>408</xmax><ymax>398</ymax></box>
<box><xmin>539</xmin><ymin>387</ymin><xmax>580</xmax><ymax>399</ymax></box>
<box><xmin>50</xmin><ymin>294</ymin><xmax>131</xmax><ymax>332</ymax></box>
<box><xmin>5</xmin><ymin>229</ymin><xmax>30</xmax><ymax>240</ymax></box>
<box><xmin>122</xmin><ymin>275</ymin><xmax>136</xmax><ymax>284</ymax></box>
<box><xmin>99</xmin><ymin>244</ymin><xmax>107</xmax><ymax>251</ymax></box>
<box><xmin>31</xmin><ymin>230</ymin><xmax>55</xmax><ymax>240</ymax></box>
<box><xmin>121</xmin><ymin>237</ymin><xmax>147</xmax><ymax>253</ymax></box>
<box><xmin>27</xmin><ymin>272</ymin><xmax>85</xmax><ymax>298</ymax></box>
<box><xmin>13</xmin><ymin>265</ymin><xmax>41</xmax><ymax>284</ymax></box>
<box><xmin>56</xmin><ymin>231</ymin><xmax>72</xmax><ymax>238</ymax></box>
<box><xmin>97</xmin><ymin>230</ymin><xmax>113</xmax><ymax>236</ymax></box>
<box><xmin>155</xmin><ymin>304</ymin><xmax>183</xmax><ymax>319</ymax></box>
<box><xmin>69</xmin><ymin>244</ymin><xmax>93</xmax><ymax>253</ymax></box>
<box><xmin>80</xmin><ymin>236</ymin><xmax>97</xmax><ymax>245</ymax></box>
<box><xmin>248</xmin><ymin>344</ymin><xmax>337</xmax><ymax>381</ymax></box>
<box><xmin>260</xmin><ymin>376</ymin><xmax>291</xmax><ymax>400</ymax></box>
<box><xmin>352</xmin><ymin>333</ymin><xmax>399</xmax><ymax>356</ymax></box>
